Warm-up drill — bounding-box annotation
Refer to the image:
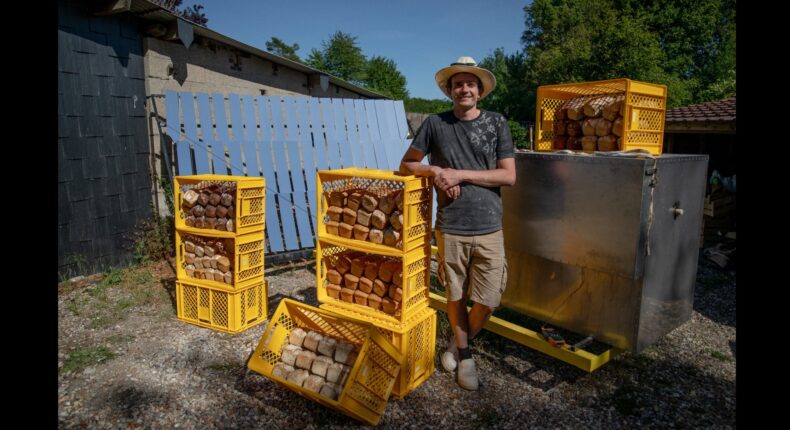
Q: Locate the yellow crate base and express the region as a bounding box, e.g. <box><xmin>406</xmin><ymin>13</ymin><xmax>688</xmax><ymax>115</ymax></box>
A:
<box><xmin>321</xmin><ymin>304</ymin><xmax>436</xmax><ymax>398</ymax></box>
<box><xmin>247</xmin><ymin>299</ymin><xmax>403</xmax><ymax>426</ymax></box>
<box><xmin>176</xmin><ymin>279</ymin><xmax>268</xmax><ymax>334</ymax></box>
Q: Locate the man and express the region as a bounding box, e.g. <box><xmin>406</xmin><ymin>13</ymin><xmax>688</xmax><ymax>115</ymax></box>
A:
<box><xmin>399</xmin><ymin>57</ymin><xmax>516</xmax><ymax>390</ymax></box>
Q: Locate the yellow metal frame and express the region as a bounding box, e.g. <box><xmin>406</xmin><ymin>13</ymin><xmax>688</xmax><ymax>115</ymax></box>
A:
<box><xmin>428</xmin><ymin>246</ymin><xmax>621</xmax><ymax>372</ymax></box>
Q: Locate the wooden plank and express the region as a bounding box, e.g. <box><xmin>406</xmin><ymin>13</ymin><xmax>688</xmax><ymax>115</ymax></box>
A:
<box><xmin>343</xmin><ymin>100</ymin><xmax>366</xmax><ymax>168</ymax></box>
<box><xmin>165</xmin><ymin>90</ymin><xmax>193</xmax><ymax>175</ymax></box>
<box><xmin>297</xmin><ymin>97</ymin><xmax>320</xmax><ymax>230</ymax></box>
<box><xmin>182</xmin><ymin>92</ymin><xmax>210</xmax><ymax>174</ymax></box>
<box><xmin>269</xmin><ymin>96</ymin><xmax>300</xmax><ymax>251</ymax></box>
<box><xmin>393</xmin><ymin>99</ymin><xmax>410</xmax><ymax>139</ymax></box>
<box><xmin>240</xmin><ymin>95</ymin><xmax>261</xmax><ymax>177</ymax></box>
<box><xmin>197</xmin><ymin>93</ymin><xmax>226</xmax><ymax>175</ymax></box>
<box><xmin>354</xmin><ymin>99</ymin><xmax>378</xmax><ymax>168</ymax></box>
<box><xmin>320</xmin><ymin>98</ymin><xmax>343</xmax><ymax>169</ymax></box>
<box><xmin>307</xmin><ymin>98</ymin><xmax>329</xmax><ymax>171</ymax></box>
<box><xmin>255</xmin><ymin>96</ymin><xmax>284</xmax><ymax>253</ymax></box>
<box><xmin>332</xmin><ymin>99</ymin><xmax>355</xmax><ymax>168</ymax></box>
<box><xmin>364</xmin><ymin>99</ymin><xmax>389</xmax><ymax>169</ymax></box>
<box><xmin>212</xmin><ymin>93</ymin><xmax>243</xmax><ymax>176</ymax></box>
<box><xmin>283</xmin><ymin>96</ymin><xmax>314</xmax><ymax>248</ymax></box>
<box><xmin>374</xmin><ymin>99</ymin><xmax>403</xmax><ymax>172</ymax></box>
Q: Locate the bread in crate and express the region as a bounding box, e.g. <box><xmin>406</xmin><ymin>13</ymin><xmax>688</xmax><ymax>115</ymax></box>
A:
<box><xmin>175</xmin><ymin>230</ymin><xmax>264</xmax><ymax>290</ymax></box>
<box><xmin>175</xmin><ymin>175</ymin><xmax>265</xmax><ymax>236</ymax></box>
<box><xmin>317</xmin><ymin>168</ymin><xmax>431</xmax><ymax>254</ymax></box>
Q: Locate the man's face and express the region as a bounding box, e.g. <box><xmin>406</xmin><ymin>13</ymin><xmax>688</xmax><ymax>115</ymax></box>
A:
<box><xmin>450</xmin><ymin>73</ymin><xmax>480</xmax><ymax>109</ymax></box>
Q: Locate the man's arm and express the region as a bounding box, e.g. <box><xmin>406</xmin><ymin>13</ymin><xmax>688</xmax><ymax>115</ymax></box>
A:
<box><xmin>434</xmin><ymin>157</ymin><xmax>516</xmax><ymax>190</ymax></box>
<box><xmin>399</xmin><ymin>147</ymin><xmax>440</xmax><ymax>177</ymax></box>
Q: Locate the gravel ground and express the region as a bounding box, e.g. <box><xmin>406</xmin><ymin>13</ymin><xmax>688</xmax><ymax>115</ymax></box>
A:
<box><xmin>58</xmin><ymin>256</ymin><xmax>735</xmax><ymax>429</ymax></box>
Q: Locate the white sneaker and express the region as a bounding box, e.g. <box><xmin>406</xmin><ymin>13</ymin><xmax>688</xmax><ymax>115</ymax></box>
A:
<box><xmin>457</xmin><ymin>358</ymin><xmax>479</xmax><ymax>390</ymax></box>
<box><xmin>440</xmin><ymin>337</ymin><xmax>459</xmax><ymax>372</ymax></box>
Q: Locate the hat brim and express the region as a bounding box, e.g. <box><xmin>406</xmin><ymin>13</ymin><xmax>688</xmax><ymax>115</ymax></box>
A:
<box><xmin>435</xmin><ymin>65</ymin><xmax>496</xmax><ymax>101</ymax></box>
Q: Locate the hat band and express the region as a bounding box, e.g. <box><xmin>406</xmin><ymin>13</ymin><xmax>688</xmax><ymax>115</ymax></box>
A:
<box><xmin>450</xmin><ymin>62</ymin><xmax>476</xmax><ymax>66</ymax></box>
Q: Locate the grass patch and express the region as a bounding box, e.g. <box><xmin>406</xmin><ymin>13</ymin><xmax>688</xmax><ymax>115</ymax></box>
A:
<box><xmin>62</xmin><ymin>346</ymin><xmax>116</xmax><ymax>373</ymax></box>
<box><xmin>107</xmin><ymin>334</ymin><xmax>135</xmax><ymax>344</ymax></box>
<box><xmin>708</xmin><ymin>349</ymin><xmax>733</xmax><ymax>362</ymax></box>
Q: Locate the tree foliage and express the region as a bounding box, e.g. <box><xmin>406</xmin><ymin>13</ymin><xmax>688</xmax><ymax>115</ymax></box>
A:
<box><xmin>364</xmin><ymin>56</ymin><xmax>409</xmax><ymax>99</ymax></box>
<box><xmin>154</xmin><ymin>0</ymin><xmax>208</xmax><ymax>26</ymax></box>
<box><xmin>404</xmin><ymin>97</ymin><xmax>453</xmax><ymax>114</ymax></box>
<box><xmin>481</xmin><ymin>0</ymin><xmax>735</xmax><ymax>120</ymax></box>
<box><xmin>265</xmin><ymin>37</ymin><xmax>301</xmax><ymax>62</ymax></box>
<box><xmin>306</xmin><ymin>31</ymin><xmax>367</xmax><ymax>85</ymax></box>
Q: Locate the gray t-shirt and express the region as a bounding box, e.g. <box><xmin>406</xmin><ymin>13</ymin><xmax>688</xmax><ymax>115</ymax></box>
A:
<box><xmin>410</xmin><ymin>110</ymin><xmax>514</xmax><ymax>235</ymax></box>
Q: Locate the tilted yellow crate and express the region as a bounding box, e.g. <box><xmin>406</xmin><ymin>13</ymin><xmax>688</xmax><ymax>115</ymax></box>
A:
<box><xmin>535</xmin><ymin>78</ymin><xmax>667</xmax><ymax>155</ymax></box>
<box><xmin>247</xmin><ymin>299</ymin><xmax>403</xmax><ymax>426</ymax></box>
<box><xmin>316</xmin><ymin>168</ymin><xmax>432</xmax><ymax>256</ymax></box>
<box><xmin>176</xmin><ymin>279</ymin><xmax>267</xmax><ymax>334</ymax></box>
<box><xmin>175</xmin><ymin>229</ymin><xmax>264</xmax><ymax>291</ymax></box>
<box><xmin>316</xmin><ymin>239</ymin><xmax>431</xmax><ymax>327</ymax></box>
<box><xmin>322</xmin><ymin>303</ymin><xmax>436</xmax><ymax>398</ymax></box>
<box><xmin>174</xmin><ymin>174</ymin><xmax>265</xmax><ymax>237</ymax></box>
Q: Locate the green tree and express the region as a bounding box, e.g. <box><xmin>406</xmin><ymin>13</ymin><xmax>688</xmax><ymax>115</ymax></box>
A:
<box><xmin>403</xmin><ymin>97</ymin><xmax>452</xmax><ymax>114</ymax></box>
<box><xmin>307</xmin><ymin>31</ymin><xmax>367</xmax><ymax>85</ymax></box>
<box><xmin>364</xmin><ymin>56</ymin><xmax>409</xmax><ymax>100</ymax></box>
<box><xmin>478</xmin><ymin>48</ymin><xmax>531</xmax><ymax>122</ymax></box>
<box><xmin>265</xmin><ymin>37</ymin><xmax>301</xmax><ymax>62</ymax></box>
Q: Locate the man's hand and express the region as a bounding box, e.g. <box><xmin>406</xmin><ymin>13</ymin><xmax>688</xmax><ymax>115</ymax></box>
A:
<box><xmin>446</xmin><ymin>184</ymin><xmax>461</xmax><ymax>199</ymax></box>
<box><xmin>435</xmin><ymin>168</ymin><xmax>463</xmax><ymax>191</ymax></box>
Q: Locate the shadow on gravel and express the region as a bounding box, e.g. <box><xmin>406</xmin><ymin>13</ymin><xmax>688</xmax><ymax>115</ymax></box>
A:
<box><xmin>590</xmin><ymin>356</ymin><xmax>735</xmax><ymax>427</ymax></box>
<box><xmin>693</xmin><ymin>260</ymin><xmax>736</xmax><ymax>327</ymax></box>
<box><xmin>104</xmin><ymin>385</ymin><xmax>170</xmax><ymax>420</ymax></box>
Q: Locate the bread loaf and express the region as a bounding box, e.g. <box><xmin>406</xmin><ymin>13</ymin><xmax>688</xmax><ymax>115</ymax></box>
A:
<box><xmin>335</xmin><ymin>254</ymin><xmax>352</xmax><ymax>274</ymax></box>
<box><xmin>326</xmin><ymin>362</ymin><xmax>350</xmax><ymax>384</ymax></box>
<box><xmin>388</xmin><ymin>285</ymin><xmax>403</xmax><ymax>301</ymax></box>
<box><xmin>582</xmin><ymin>118</ymin><xmax>597</xmax><ymax>136</ymax></box>
<box><xmin>612</xmin><ymin>117</ymin><xmax>624</xmax><ymax>137</ymax></box>
<box><xmin>215</xmin><ymin>205</ymin><xmax>228</xmax><ymax>218</ymax></box>
<box><xmin>334</xmin><ymin>342</ymin><xmax>355</xmax><ymax>365</ymax></box>
<box><xmin>194</xmin><ymin>245</ymin><xmax>204</xmax><ymax>257</ymax></box>
<box><xmin>367</xmin><ymin>293</ymin><xmax>382</xmax><ymax>310</ymax></box>
<box><xmin>286</xmin><ymin>369</ymin><xmax>309</xmax><ymax>386</ymax></box>
<box><xmin>204</xmin><ymin>204</ymin><xmax>217</xmax><ymax>218</ymax></box>
<box><xmin>311</xmin><ymin>355</ymin><xmax>334</xmax><ymax>378</ymax></box>
<box><xmin>340</xmin><ymin>288</ymin><xmax>355</xmax><ymax>303</ymax></box>
<box><xmin>197</xmin><ymin>192</ymin><xmax>210</xmax><ymax>206</ymax></box>
<box><xmin>326</xmin><ymin>269</ymin><xmax>343</xmax><ymax>285</ymax></box>
<box><xmin>325</xmin><ymin>283</ymin><xmax>341</xmax><ymax>299</ymax></box>
<box><xmin>343</xmin><ymin>273</ymin><xmax>359</xmax><ymax>290</ymax></box>
<box><xmin>392</xmin><ymin>266</ymin><xmax>403</xmax><ymax>287</ymax></box>
<box><xmin>361</xmin><ymin>194</ymin><xmax>378</xmax><ymax>212</ymax></box>
<box><xmin>370</xmin><ymin>209</ymin><xmax>387</xmax><ymax>230</ymax></box>
<box><xmin>289</xmin><ymin>328</ymin><xmax>307</xmax><ymax>347</ymax></box>
<box><xmin>303</xmin><ymin>375</ymin><xmax>325</xmax><ymax>393</ymax></box>
<box><xmin>553</xmin><ymin>119</ymin><xmax>566</xmax><ymax>136</ymax></box>
<box><xmin>329</xmin><ymin>191</ymin><xmax>345</xmax><ymax>207</ymax></box>
<box><xmin>389</xmin><ymin>211</ymin><xmax>403</xmax><ymax>230</ymax></box>
<box><xmin>372</xmin><ymin>279</ymin><xmax>388</xmax><ymax>296</ymax></box>
<box><xmin>184</xmin><ymin>252</ymin><xmax>195</xmax><ymax>264</ymax></box>
<box><xmin>338</xmin><ymin>222</ymin><xmax>353</xmax><ymax>238</ymax></box>
<box><xmin>319</xmin><ymin>382</ymin><xmax>340</xmax><ymax>400</ymax></box>
<box><xmin>346</xmin><ymin>192</ymin><xmax>363</xmax><ymax>211</ymax></box>
<box><xmin>185</xmin><ymin>265</ymin><xmax>195</xmax><ymax>277</ymax></box>
<box><xmin>281</xmin><ymin>344</ymin><xmax>302</xmax><ymax>366</ymax></box>
<box><xmin>383</xmin><ymin>227</ymin><xmax>400</xmax><ymax>246</ymax></box>
<box><xmin>566</xmin><ymin>120</ymin><xmax>582</xmax><ymax>137</ymax></box>
<box><xmin>327</xmin><ymin>206</ymin><xmax>343</xmax><ymax>222</ymax></box>
<box><xmin>393</xmin><ymin>190</ymin><xmax>404</xmax><ymax>212</ymax></box>
<box><xmin>553</xmin><ymin>135</ymin><xmax>567</xmax><ymax>150</ymax></box>
<box><xmin>342</xmin><ymin>208</ymin><xmax>357</xmax><ymax>225</ymax></box>
<box><xmin>350</xmin><ymin>257</ymin><xmax>365</xmax><ymax>277</ymax></box>
<box><xmin>352</xmin><ymin>224</ymin><xmax>370</xmax><ymax>241</ymax></box>
<box><xmin>208</xmin><ymin>193</ymin><xmax>222</xmax><ymax>206</ymax></box>
<box><xmin>595</xmin><ymin>118</ymin><xmax>613</xmax><ymax>136</ymax></box>
<box><xmin>565</xmin><ymin>98</ymin><xmax>586</xmax><ymax>120</ymax></box>
<box><xmin>378</xmin><ymin>260</ymin><xmax>398</xmax><ymax>282</ymax></box>
<box><xmin>294</xmin><ymin>350</ymin><xmax>315</xmax><ymax>370</ymax></box>
<box><xmin>317</xmin><ymin>337</ymin><xmax>337</xmax><ymax>358</ymax></box>
<box><xmin>566</xmin><ymin>135</ymin><xmax>581</xmax><ymax>150</ymax></box>
<box><xmin>363</xmin><ymin>259</ymin><xmax>381</xmax><ymax>279</ymax></box>
<box><xmin>356</xmin><ymin>208</ymin><xmax>372</xmax><ymax>227</ymax></box>
<box><xmin>603</xmin><ymin>96</ymin><xmax>623</xmax><ymax>121</ymax></box>
<box><xmin>223</xmin><ymin>272</ymin><xmax>232</xmax><ymax>284</ymax></box>
<box><xmin>303</xmin><ymin>331</ymin><xmax>323</xmax><ymax>352</ymax></box>
<box><xmin>358</xmin><ymin>277</ymin><xmax>374</xmax><ymax>294</ymax></box>
<box><xmin>272</xmin><ymin>363</ymin><xmax>294</xmax><ymax>380</ymax></box>
<box><xmin>353</xmin><ymin>290</ymin><xmax>368</xmax><ymax>306</ymax></box>
<box><xmin>381</xmin><ymin>297</ymin><xmax>399</xmax><ymax>314</ymax></box>
<box><xmin>584</xmin><ymin>96</ymin><xmax>610</xmax><ymax>118</ymax></box>
<box><xmin>368</xmin><ymin>228</ymin><xmax>384</xmax><ymax>244</ymax></box>
<box><xmin>378</xmin><ymin>194</ymin><xmax>396</xmax><ymax>215</ymax></box>
<box><xmin>184</xmin><ymin>240</ymin><xmax>196</xmax><ymax>253</ymax></box>
<box><xmin>182</xmin><ymin>189</ymin><xmax>199</xmax><ymax>207</ymax></box>
<box><xmin>598</xmin><ymin>135</ymin><xmax>618</xmax><ymax>151</ymax></box>
<box><xmin>581</xmin><ymin>135</ymin><xmax>598</xmax><ymax>151</ymax></box>
<box><xmin>216</xmin><ymin>256</ymin><xmax>230</xmax><ymax>272</ymax></box>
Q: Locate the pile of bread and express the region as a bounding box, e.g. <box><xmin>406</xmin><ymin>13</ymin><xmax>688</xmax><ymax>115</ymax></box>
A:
<box><xmin>182</xmin><ymin>235</ymin><xmax>233</xmax><ymax>284</ymax></box>
<box><xmin>553</xmin><ymin>94</ymin><xmax>625</xmax><ymax>152</ymax></box>
<box><xmin>271</xmin><ymin>327</ymin><xmax>358</xmax><ymax>401</ymax></box>
<box><xmin>324</xmin><ymin>252</ymin><xmax>403</xmax><ymax>315</ymax></box>
<box><xmin>181</xmin><ymin>180</ymin><xmax>237</xmax><ymax>232</ymax></box>
<box><xmin>324</xmin><ymin>188</ymin><xmax>405</xmax><ymax>247</ymax></box>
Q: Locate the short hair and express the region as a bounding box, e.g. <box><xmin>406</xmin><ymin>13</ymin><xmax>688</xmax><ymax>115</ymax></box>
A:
<box><xmin>446</xmin><ymin>73</ymin><xmax>484</xmax><ymax>95</ymax></box>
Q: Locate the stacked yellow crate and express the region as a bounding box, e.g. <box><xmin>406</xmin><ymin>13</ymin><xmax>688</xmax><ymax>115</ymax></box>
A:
<box><xmin>173</xmin><ymin>175</ymin><xmax>268</xmax><ymax>333</ymax></box>
<box><xmin>314</xmin><ymin>168</ymin><xmax>437</xmax><ymax>398</ymax></box>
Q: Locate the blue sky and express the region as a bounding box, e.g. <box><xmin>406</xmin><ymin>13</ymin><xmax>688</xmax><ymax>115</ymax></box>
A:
<box><xmin>181</xmin><ymin>0</ymin><xmax>528</xmax><ymax>99</ymax></box>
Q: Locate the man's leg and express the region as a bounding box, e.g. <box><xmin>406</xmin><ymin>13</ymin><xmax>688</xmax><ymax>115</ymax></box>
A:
<box><xmin>436</xmin><ymin>229</ymin><xmax>471</xmax><ymax>373</ymax></box>
<box><xmin>467</xmin><ymin>302</ymin><xmax>496</xmax><ymax>340</ymax></box>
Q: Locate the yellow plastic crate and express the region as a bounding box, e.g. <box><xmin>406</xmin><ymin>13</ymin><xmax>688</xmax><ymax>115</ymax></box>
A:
<box><xmin>174</xmin><ymin>174</ymin><xmax>265</xmax><ymax>237</ymax></box>
<box><xmin>322</xmin><ymin>304</ymin><xmax>436</xmax><ymax>398</ymax></box>
<box><xmin>176</xmin><ymin>279</ymin><xmax>267</xmax><ymax>334</ymax></box>
<box><xmin>316</xmin><ymin>239</ymin><xmax>431</xmax><ymax>327</ymax></box>
<box><xmin>535</xmin><ymin>78</ymin><xmax>667</xmax><ymax>155</ymax></box>
<box><xmin>247</xmin><ymin>299</ymin><xmax>403</xmax><ymax>426</ymax></box>
<box><xmin>175</xmin><ymin>229</ymin><xmax>264</xmax><ymax>291</ymax></box>
<box><xmin>316</xmin><ymin>168</ymin><xmax>432</xmax><ymax>256</ymax></box>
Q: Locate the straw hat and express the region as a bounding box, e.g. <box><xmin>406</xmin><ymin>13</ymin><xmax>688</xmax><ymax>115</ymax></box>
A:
<box><xmin>434</xmin><ymin>56</ymin><xmax>496</xmax><ymax>100</ymax></box>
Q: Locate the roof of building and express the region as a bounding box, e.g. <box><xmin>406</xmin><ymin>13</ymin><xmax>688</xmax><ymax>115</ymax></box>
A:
<box><xmin>666</xmin><ymin>96</ymin><xmax>735</xmax><ymax>123</ymax></box>
<box><xmin>105</xmin><ymin>0</ymin><xmax>387</xmax><ymax>99</ymax></box>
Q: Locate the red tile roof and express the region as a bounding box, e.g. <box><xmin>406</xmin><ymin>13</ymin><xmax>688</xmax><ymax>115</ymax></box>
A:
<box><xmin>665</xmin><ymin>96</ymin><xmax>735</xmax><ymax>122</ymax></box>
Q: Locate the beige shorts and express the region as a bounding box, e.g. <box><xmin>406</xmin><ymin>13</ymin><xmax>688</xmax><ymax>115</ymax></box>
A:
<box><xmin>436</xmin><ymin>229</ymin><xmax>508</xmax><ymax>308</ymax></box>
